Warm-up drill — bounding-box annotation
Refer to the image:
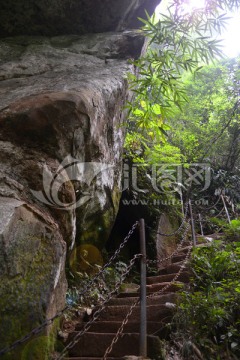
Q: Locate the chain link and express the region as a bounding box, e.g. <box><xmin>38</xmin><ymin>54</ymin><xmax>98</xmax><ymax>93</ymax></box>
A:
<box><xmin>103</xmin><ymin>298</ymin><xmax>139</xmax><ymax>359</ymax></box>
<box><xmin>0</xmin><ymin>304</ymin><xmax>70</xmax><ymax>357</ymax></box>
<box><xmin>57</xmin><ymin>254</ymin><xmax>141</xmax><ymax>360</ymax></box>
<box><xmin>77</xmin><ymin>221</ymin><xmax>139</xmax><ymax>295</ymax></box>
<box><xmin>147</xmin><ymin>219</ymin><xmax>190</xmax><ymax>267</ymax></box>
<box><xmin>0</xmin><ymin>215</ymin><xmax>194</xmax><ymax>359</ymax></box>
<box><xmin>147</xmin><ymin>242</ymin><xmax>193</xmax><ymax>299</ymax></box>
<box><xmin>194</xmin><ymin>207</ymin><xmax>225</xmax><ymax>223</ymax></box>
<box><xmin>195</xmin><ymin>195</ymin><xmax>221</xmax><ymax>211</ymax></box>
<box><xmin>0</xmin><ymin>222</ymin><xmax>139</xmax><ymax>358</ymax></box>
<box><xmin>104</xmin><ymin>239</ymin><xmax>193</xmax><ymax>359</ymax></box>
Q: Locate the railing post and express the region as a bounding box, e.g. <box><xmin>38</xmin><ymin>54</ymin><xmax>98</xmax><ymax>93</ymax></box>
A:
<box><xmin>189</xmin><ymin>199</ymin><xmax>197</xmax><ymax>247</ymax></box>
<box><xmin>139</xmin><ymin>218</ymin><xmax>147</xmax><ymax>358</ymax></box>
<box><xmin>221</xmin><ymin>194</ymin><xmax>231</xmax><ymax>224</ymax></box>
<box><xmin>198</xmin><ymin>213</ymin><xmax>204</xmax><ymax>236</ymax></box>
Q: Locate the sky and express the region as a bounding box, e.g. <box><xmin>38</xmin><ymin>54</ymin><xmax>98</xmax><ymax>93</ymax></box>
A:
<box><xmin>155</xmin><ymin>0</ymin><xmax>240</xmax><ymax>58</ymax></box>
<box><xmin>221</xmin><ymin>10</ymin><xmax>240</xmax><ymax>58</ymax></box>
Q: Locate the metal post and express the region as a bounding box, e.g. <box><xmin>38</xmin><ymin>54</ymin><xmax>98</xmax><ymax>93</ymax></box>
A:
<box><xmin>189</xmin><ymin>199</ymin><xmax>197</xmax><ymax>247</ymax></box>
<box><xmin>198</xmin><ymin>213</ymin><xmax>204</xmax><ymax>236</ymax></box>
<box><xmin>221</xmin><ymin>194</ymin><xmax>231</xmax><ymax>224</ymax></box>
<box><xmin>139</xmin><ymin>218</ymin><xmax>147</xmax><ymax>358</ymax></box>
<box><xmin>179</xmin><ymin>190</ymin><xmax>184</xmax><ymax>216</ymax></box>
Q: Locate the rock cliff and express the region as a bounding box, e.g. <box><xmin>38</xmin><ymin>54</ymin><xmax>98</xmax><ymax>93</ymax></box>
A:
<box><xmin>0</xmin><ymin>0</ymin><xmax>160</xmax><ymax>356</ymax></box>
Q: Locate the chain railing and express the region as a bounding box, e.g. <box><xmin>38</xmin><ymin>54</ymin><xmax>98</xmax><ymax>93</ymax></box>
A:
<box><xmin>0</xmin><ymin>202</ymin><xmax>196</xmax><ymax>360</ymax></box>
<box><xmin>104</xmin><ymin>214</ymin><xmax>192</xmax><ymax>358</ymax></box>
<box><xmin>147</xmin><ymin>219</ymin><xmax>191</xmax><ymax>267</ymax></box>
<box><xmin>0</xmin><ymin>222</ymin><xmax>139</xmax><ymax>358</ymax></box>
<box><xmin>148</xmin><ymin>243</ymin><xmax>193</xmax><ymax>300</ymax></box>
<box><xmin>57</xmin><ymin>254</ymin><xmax>142</xmax><ymax>360</ymax></box>
<box><xmin>83</xmin><ymin>200</ymin><xmax>196</xmax><ymax>359</ymax></box>
<box><xmin>78</xmin><ymin>221</ymin><xmax>139</xmax><ymax>294</ymax></box>
<box><xmin>103</xmin><ymin>238</ymin><xmax>193</xmax><ymax>359</ymax></box>
<box><xmin>103</xmin><ymin>297</ymin><xmax>139</xmax><ymax>360</ymax></box>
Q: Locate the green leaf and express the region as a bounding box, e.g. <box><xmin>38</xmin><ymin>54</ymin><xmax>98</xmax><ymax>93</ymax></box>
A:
<box><xmin>151</xmin><ymin>104</ymin><xmax>161</xmax><ymax>115</ymax></box>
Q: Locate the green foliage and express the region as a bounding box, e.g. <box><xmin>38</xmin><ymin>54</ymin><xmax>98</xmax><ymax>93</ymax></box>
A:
<box><xmin>212</xmin><ymin>168</ymin><xmax>240</xmax><ymax>204</ymax></box>
<box><xmin>169</xmin><ymin>58</ymin><xmax>240</xmax><ymax>166</ymax></box>
<box><xmin>126</xmin><ymin>0</ymin><xmax>240</xmax><ymax>171</ymax></box>
<box><xmin>66</xmin><ymin>261</ymin><xmax>128</xmax><ymax>307</ymax></box>
<box><xmin>175</xmin><ymin>240</ymin><xmax>240</xmax><ymax>359</ymax></box>
<box><xmin>225</xmin><ymin>219</ymin><xmax>240</xmax><ymax>241</ymax></box>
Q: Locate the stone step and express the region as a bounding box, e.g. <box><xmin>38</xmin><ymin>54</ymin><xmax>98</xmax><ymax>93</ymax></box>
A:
<box><xmin>116</xmin><ymin>281</ymin><xmax>183</xmax><ymax>298</ymax></box>
<box><xmin>171</xmin><ymin>253</ymin><xmax>188</xmax><ymax>263</ymax></box>
<box><xmin>146</xmin><ymin>281</ymin><xmax>184</xmax><ymax>294</ymax></box>
<box><xmin>75</xmin><ymin>320</ymin><xmax>170</xmax><ymax>337</ymax></box>
<box><xmin>158</xmin><ymin>262</ymin><xmax>188</xmax><ymax>275</ymax></box>
<box><xmin>108</xmin><ymin>292</ymin><xmax>177</xmax><ymax>306</ymax></box>
<box><xmin>67</xmin><ymin>332</ymin><xmax>162</xmax><ymax>358</ymax></box>
<box><xmin>117</xmin><ymin>292</ymin><xmax>139</xmax><ymax>298</ymax></box>
<box><xmin>94</xmin><ymin>304</ymin><xmax>173</xmax><ymax>322</ymax></box>
<box><xmin>146</xmin><ymin>271</ymin><xmax>191</xmax><ymax>285</ymax></box>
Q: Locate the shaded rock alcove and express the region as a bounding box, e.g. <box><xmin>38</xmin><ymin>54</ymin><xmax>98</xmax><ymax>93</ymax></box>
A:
<box><xmin>0</xmin><ymin>0</ymin><xmax>160</xmax><ymax>37</ymax></box>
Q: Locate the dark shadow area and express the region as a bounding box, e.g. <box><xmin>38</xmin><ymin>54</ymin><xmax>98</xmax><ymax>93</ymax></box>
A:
<box><xmin>106</xmin><ymin>189</ymin><xmax>157</xmax><ymax>262</ymax></box>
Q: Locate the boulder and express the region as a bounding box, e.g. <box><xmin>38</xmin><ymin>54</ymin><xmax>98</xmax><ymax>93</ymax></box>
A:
<box><xmin>0</xmin><ymin>31</ymin><xmax>145</xmax><ymax>250</ymax></box>
<box><xmin>0</xmin><ymin>30</ymin><xmax>146</xmax><ymax>356</ymax></box>
<box><xmin>0</xmin><ymin>197</ymin><xmax>67</xmax><ymax>356</ymax></box>
<box><xmin>156</xmin><ymin>213</ymin><xmax>179</xmax><ymax>267</ymax></box>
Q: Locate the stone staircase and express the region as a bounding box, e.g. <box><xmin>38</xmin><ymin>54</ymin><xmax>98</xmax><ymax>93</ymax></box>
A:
<box><xmin>63</xmin><ymin>245</ymin><xmax>195</xmax><ymax>360</ymax></box>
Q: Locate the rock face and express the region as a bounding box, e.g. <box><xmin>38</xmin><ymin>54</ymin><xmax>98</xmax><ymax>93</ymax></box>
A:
<box><xmin>0</xmin><ymin>31</ymin><xmax>145</xmax><ymax>251</ymax></box>
<box><xmin>0</xmin><ymin>0</ymin><xmax>161</xmax><ymax>355</ymax></box>
<box><xmin>0</xmin><ymin>197</ymin><xmax>67</xmax><ymax>354</ymax></box>
<box><xmin>0</xmin><ymin>0</ymin><xmax>160</xmax><ymax>37</ymax></box>
<box><xmin>156</xmin><ymin>213</ymin><xmax>179</xmax><ymax>266</ymax></box>
<box><xmin>0</xmin><ymin>30</ymin><xmax>147</xmax><ymax>355</ymax></box>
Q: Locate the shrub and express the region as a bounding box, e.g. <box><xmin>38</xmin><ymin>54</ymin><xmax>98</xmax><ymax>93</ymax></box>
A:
<box><xmin>174</xmin><ymin>240</ymin><xmax>240</xmax><ymax>359</ymax></box>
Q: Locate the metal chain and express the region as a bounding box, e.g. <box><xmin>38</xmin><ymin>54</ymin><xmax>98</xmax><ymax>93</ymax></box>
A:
<box><xmin>195</xmin><ymin>195</ymin><xmax>221</xmax><ymax>211</ymax></box>
<box><xmin>103</xmin><ymin>298</ymin><xmax>139</xmax><ymax>360</ymax></box>
<box><xmin>57</xmin><ymin>254</ymin><xmax>142</xmax><ymax>360</ymax></box>
<box><xmin>194</xmin><ymin>207</ymin><xmax>225</xmax><ymax>223</ymax></box>
<box><xmin>104</xmin><ymin>237</ymin><xmax>193</xmax><ymax>359</ymax></box>
<box><xmin>147</xmin><ymin>219</ymin><xmax>190</xmax><ymax>267</ymax></box>
<box><xmin>77</xmin><ymin>221</ymin><xmax>139</xmax><ymax>295</ymax></box>
<box><xmin>154</xmin><ymin>202</ymin><xmax>189</xmax><ymax>237</ymax></box>
<box><xmin>0</xmin><ymin>304</ymin><xmax>70</xmax><ymax>357</ymax></box>
<box><xmin>147</xmin><ymin>242</ymin><xmax>193</xmax><ymax>299</ymax></box>
<box><xmin>76</xmin><ymin>221</ymin><xmax>138</xmax><ymax>302</ymax></box>
<box><xmin>0</xmin><ymin>222</ymin><xmax>139</xmax><ymax>358</ymax></box>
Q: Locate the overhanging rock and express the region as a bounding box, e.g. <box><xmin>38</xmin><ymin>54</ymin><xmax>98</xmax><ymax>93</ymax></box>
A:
<box><xmin>0</xmin><ymin>0</ymin><xmax>160</xmax><ymax>37</ymax></box>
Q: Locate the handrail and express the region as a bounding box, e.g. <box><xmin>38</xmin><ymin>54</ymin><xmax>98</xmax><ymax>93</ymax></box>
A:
<box><xmin>139</xmin><ymin>218</ymin><xmax>147</xmax><ymax>357</ymax></box>
<box><xmin>189</xmin><ymin>199</ymin><xmax>197</xmax><ymax>247</ymax></box>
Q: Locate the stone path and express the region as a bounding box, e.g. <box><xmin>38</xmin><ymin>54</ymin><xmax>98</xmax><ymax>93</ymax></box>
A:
<box><xmin>63</xmin><ymin>245</ymin><xmax>195</xmax><ymax>360</ymax></box>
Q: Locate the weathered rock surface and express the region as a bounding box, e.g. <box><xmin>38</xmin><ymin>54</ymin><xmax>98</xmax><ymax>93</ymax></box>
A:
<box><xmin>0</xmin><ymin>31</ymin><xmax>146</xmax><ymax>355</ymax></box>
<box><xmin>0</xmin><ymin>31</ymin><xmax>145</xmax><ymax>249</ymax></box>
<box><xmin>0</xmin><ymin>197</ymin><xmax>67</xmax><ymax>352</ymax></box>
<box><xmin>0</xmin><ymin>0</ymin><xmax>160</xmax><ymax>37</ymax></box>
<box><xmin>156</xmin><ymin>213</ymin><xmax>179</xmax><ymax>267</ymax></box>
